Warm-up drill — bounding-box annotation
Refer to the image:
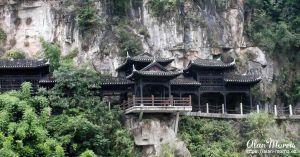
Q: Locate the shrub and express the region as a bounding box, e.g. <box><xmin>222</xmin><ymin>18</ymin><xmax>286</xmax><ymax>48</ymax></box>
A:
<box><xmin>112</xmin><ymin>0</ymin><xmax>131</xmax><ymax>17</ymax></box>
<box><xmin>76</xmin><ymin>1</ymin><xmax>98</xmax><ymax>31</ymax></box>
<box><xmin>118</xmin><ymin>28</ymin><xmax>143</xmax><ymax>56</ymax></box>
<box><xmin>40</xmin><ymin>38</ymin><xmax>61</xmax><ymax>71</ymax></box>
<box><xmin>148</xmin><ymin>0</ymin><xmax>177</xmax><ymax>19</ymax></box>
<box><xmin>2</xmin><ymin>49</ymin><xmax>25</xmax><ymax>59</ymax></box>
<box><xmin>180</xmin><ymin>117</ymin><xmax>242</xmax><ymax>157</ymax></box>
<box><xmin>0</xmin><ymin>28</ymin><xmax>7</xmax><ymax>43</ymax></box>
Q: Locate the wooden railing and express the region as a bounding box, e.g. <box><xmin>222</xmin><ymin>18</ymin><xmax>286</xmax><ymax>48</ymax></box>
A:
<box><xmin>123</xmin><ymin>95</ymin><xmax>192</xmax><ymax>109</ymax></box>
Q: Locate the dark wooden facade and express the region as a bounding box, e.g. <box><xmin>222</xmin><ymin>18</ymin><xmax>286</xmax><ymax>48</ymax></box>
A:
<box><xmin>99</xmin><ymin>52</ymin><xmax>262</xmax><ymax>113</ymax></box>
<box><xmin>0</xmin><ymin>59</ymin><xmax>54</xmax><ymax>92</ymax></box>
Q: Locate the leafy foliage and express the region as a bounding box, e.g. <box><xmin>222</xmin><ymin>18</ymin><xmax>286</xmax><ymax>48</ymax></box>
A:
<box><xmin>44</xmin><ymin>66</ymin><xmax>135</xmax><ymax>156</ymax></box>
<box><xmin>1</xmin><ymin>50</ymin><xmax>25</xmax><ymax>59</ymax></box>
<box><xmin>181</xmin><ymin>113</ymin><xmax>300</xmax><ymax>156</ymax></box>
<box><xmin>180</xmin><ymin>117</ymin><xmax>242</xmax><ymax>157</ymax></box>
<box><xmin>245</xmin><ymin>0</ymin><xmax>300</xmax><ymax>104</ymax></box>
<box><xmin>112</xmin><ymin>0</ymin><xmax>131</xmax><ymax>17</ymax></box>
<box><xmin>148</xmin><ymin>0</ymin><xmax>177</xmax><ymax>19</ymax></box>
<box><xmin>0</xmin><ymin>82</ymin><xmax>64</xmax><ymax>157</ymax></box>
<box><xmin>40</xmin><ymin>38</ymin><xmax>61</xmax><ymax>72</ymax></box>
<box><xmin>243</xmin><ymin>112</ymin><xmax>275</xmax><ymax>141</ymax></box>
<box><xmin>117</xmin><ymin>27</ymin><xmax>143</xmax><ymax>56</ymax></box>
<box><xmin>0</xmin><ymin>28</ymin><xmax>7</xmax><ymax>43</ymax></box>
<box><xmin>76</xmin><ymin>0</ymin><xmax>98</xmax><ymax>31</ymax></box>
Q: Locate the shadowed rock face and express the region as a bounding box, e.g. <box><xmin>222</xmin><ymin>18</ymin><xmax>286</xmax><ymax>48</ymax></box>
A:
<box><xmin>126</xmin><ymin>115</ymin><xmax>191</xmax><ymax>157</ymax></box>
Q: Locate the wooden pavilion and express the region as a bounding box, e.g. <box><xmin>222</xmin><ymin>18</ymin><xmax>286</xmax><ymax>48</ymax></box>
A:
<box><xmin>99</xmin><ymin>52</ymin><xmax>261</xmax><ymax>114</ymax></box>
<box><xmin>0</xmin><ymin>59</ymin><xmax>54</xmax><ymax>92</ymax></box>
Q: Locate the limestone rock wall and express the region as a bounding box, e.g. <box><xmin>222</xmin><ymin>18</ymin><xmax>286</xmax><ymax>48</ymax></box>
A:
<box><xmin>126</xmin><ymin>115</ymin><xmax>191</xmax><ymax>157</ymax></box>
<box><xmin>0</xmin><ymin>0</ymin><xmax>275</xmax><ymax>101</ymax></box>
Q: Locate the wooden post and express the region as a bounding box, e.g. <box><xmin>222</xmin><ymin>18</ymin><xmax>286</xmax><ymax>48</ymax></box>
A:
<box><xmin>133</xmin><ymin>95</ymin><xmax>136</xmax><ymax>107</ymax></box>
<box><xmin>206</xmin><ymin>103</ymin><xmax>209</xmax><ymax>113</ymax></box>
<box><xmin>189</xmin><ymin>95</ymin><xmax>192</xmax><ymax>106</ymax></box>
<box><xmin>289</xmin><ymin>104</ymin><xmax>293</xmax><ymax>116</ymax></box>
<box><xmin>170</xmin><ymin>95</ymin><xmax>173</xmax><ymax>106</ymax></box>
<box><xmin>274</xmin><ymin>105</ymin><xmax>277</xmax><ymax>116</ymax></box>
<box><xmin>108</xmin><ymin>101</ymin><xmax>111</xmax><ymax>111</ymax></box>
<box><xmin>174</xmin><ymin>112</ymin><xmax>179</xmax><ymax>135</ymax></box>
<box><xmin>240</xmin><ymin>103</ymin><xmax>243</xmax><ymax>115</ymax></box>
<box><xmin>222</xmin><ymin>104</ymin><xmax>225</xmax><ymax>114</ymax></box>
<box><xmin>151</xmin><ymin>95</ymin><xmax>154</xmax><ymax>106</ymax></box>
<box><xmin>257</xmin><ymin>105</ymin><xmax>260</xmax><ymax>113</ymax></box>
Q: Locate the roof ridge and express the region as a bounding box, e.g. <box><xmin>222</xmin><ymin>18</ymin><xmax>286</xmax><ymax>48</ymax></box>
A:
<box><xmin>140</xmin><ymin>61</ymin><xmax>168</xmax><ymax>72</ymax></box>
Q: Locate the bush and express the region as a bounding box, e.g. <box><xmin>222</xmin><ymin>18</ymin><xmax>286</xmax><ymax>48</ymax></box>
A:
<box><xmin>2</xmin><ymin>50</ymin><xmax>25</xmax><ymax>59</ymax></box>
<box><xmin>180</xmin><ymin>117</ymin><xmax>242</xmax><ymax>157</ymax></box>
<box><xmin>118</xmin><ymin>28</ymin><xmax>143</xmax><ymax>56</ymax></box>
<box><xmin>112</xmin><ymin>0</ymin><xmax>131</xmax><ymax>17</ymax></box>
<box><xmin>148</xmin><ymin>0</ymin><xmax>177</xmax><ymax>19</ymax></box>
<box><xmin>76</xmin><ymin>1</ymin><xmax>98</xmax><ymax>31</ymax></box>
<box><xmin>40</xmin><ymin>38</ymin><xmax>61</xmax><ymax>71</ymax></box>
<box><xmin>0</xmin><ymin>28</ymin><xmax>6</xmax><ymax>43</ymax></box>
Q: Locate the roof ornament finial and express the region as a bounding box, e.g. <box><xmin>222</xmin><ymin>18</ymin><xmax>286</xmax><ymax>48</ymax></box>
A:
<box><xmin>46</xmin><ymin>59</ymin><xmax>50</xmax><ymax>65</ymax></box>
<box><xmin>153</xmin><ymin>55</ymin><xmax>157</xmax><ymax>63</ymax></box>
<box><xmin>126</xmin><ymin>51</ymin><xmax>130</xmax><ymax>58</ymax></box>
<box><xmin>132</xmin><ymin>64</ymin><xmax>136</xmax><ymax>71</ymax></box>
<box><xmin>230</xmin><ymin>58</ymin><xmax>236</xmax><ymax>65</ymax></box>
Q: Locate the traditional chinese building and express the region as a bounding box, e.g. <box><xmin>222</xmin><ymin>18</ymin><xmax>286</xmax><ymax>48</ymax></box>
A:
<box><xmin>0</xmin><ymin>59</ymin><xmax>54</xmax><ymax>92</ymax></box>
<box><xmin>99</xmin><ymin>52</ymin><xmax>261</xmax><ymax>114</ymax></box>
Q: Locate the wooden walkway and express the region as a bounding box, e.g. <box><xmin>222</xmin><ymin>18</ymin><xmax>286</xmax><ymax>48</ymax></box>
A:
<box><xmin>123</xmin><ymin>95</ymin><xmax>192</xmax><ymax>114</ymax></box>
<box><xmin>183</xmin><ymin>112</ymin><xmax>300</xmax><ymax>119</ymax></box>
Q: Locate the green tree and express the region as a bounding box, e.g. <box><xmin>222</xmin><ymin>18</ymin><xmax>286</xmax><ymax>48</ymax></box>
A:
<box><xmin>44</xmin><ymin>66</ymin><xmax>135</xmax><ymax>156</ymax></box>
<box><xmin>0</xmin><ymin>82</ymin><xmax>64</xmax><ymax>157</ymax></box>
<box><xmin>76</xmin><ymin>0</ymin><xmax>98</xmax><ymax>31</ymax></box>
<box><xmin>40</xmin><ymin>38</ymin><xmax>61</xmax><ymax>72</ymax></box>
<box><xmin>180</xmin><ymin>117</ymin><xmax>242</xmax><ymax>157</ymax></box>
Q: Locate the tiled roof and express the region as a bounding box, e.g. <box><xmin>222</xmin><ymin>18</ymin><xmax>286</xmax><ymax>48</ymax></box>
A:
<box><xmin>131</xmin><ymin>52</ymin><xmax>174</xmax><ymax>62</ymax></box>
<box><xmin>184</xmin><ymin>57</ymin><xmax>235</xmax><ymax>71</ymax></box>
<box><xmin>224</xmin><ymin>71</ymin><xmax>262</xmax><ymax>84</ymax></box>
<box><xmin>39</xmin><ymin>75</ymin><xmax>55</xmax><ymax>83</ymax></box>
<box><xmin>170</xmin><ymin>78</ymin><xmax>201</xmax><ymax>86</ymax></box>
<box><xmin>140</xmin><ymin>60</ymin><xmax>168</xmax><ymax>71</ymax></box>
<box><xmin>116</xmin><ymin>52</ymin><xmax>174</xmax><ymax>71</ymax></box>
<box><xmin>99</xmin><ymin>76</ymin><xmax>134</xmax><ymax>85</ymax></box>
<box><xmin>0</xmin><ymin>59</ymin><xmax>49</xmax><ymax>69</ymax></box>
<box><xmin>127</xmin><ymin>60</ymin><xmax>182</xmax><ymax>79</ymax></box>
<box><xmin>127</xmin><ymin>71</ymin><xmax>182</xmax><ymax>79</ymax></box>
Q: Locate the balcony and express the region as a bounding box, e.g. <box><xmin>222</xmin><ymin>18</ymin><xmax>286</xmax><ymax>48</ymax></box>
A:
<box><xmin>123</xmin><ymin>95</ymin><xmax>192</xmax><ymax>114</ymax></box>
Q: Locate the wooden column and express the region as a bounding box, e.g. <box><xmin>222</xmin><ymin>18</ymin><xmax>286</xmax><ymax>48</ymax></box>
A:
<box><xmin>174</xmin><ymin>112</ymin><xmax>180</xmax><ymax>135</ymax></box>
<box><xmin>249</xmin><ymin>91</ymin><xmax>253</xmax><ymax>111</ymax></box>
<box><xmin>151</xmin><ymin>95</ymin><xmax>154</xmax><ymax>106</ymax></box>
<box><xmin>168</xmin><ymin>83</ymin><xmax>171</xmax><ymax>97</ymax></box>
<box><xmin>206</xmin><ymin>103</ymin><xmax>209</xmax><ymax>113</ymax></box>
<box><xmin>170</xmin><ymin>95</ymin><xmax>173</xmax><ymax>106</ymax></box>
<box><xmin>198</xmin><ymin>89</ymin><xmax>201</xmax><ymax>112</ymax></box>
<box><xmin>140</xmin><ymin>79</ymin><xmax>143</xmax><ymax>105</ymax></box>
<box><xmin>223</xmin><ymin>92</ymin><xmax>227</xmax><ymax>113</ymax></box>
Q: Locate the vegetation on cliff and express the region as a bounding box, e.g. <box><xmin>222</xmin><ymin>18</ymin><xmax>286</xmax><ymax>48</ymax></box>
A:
<box><xmin>180</xmin><ymin>113</ymin><xmax>299</xmax><ymax>157</ymax></box>
<box><xmin>245</xmin><ymin>0</ymin><xmax>300</xmax><ymax>104</ymax></box>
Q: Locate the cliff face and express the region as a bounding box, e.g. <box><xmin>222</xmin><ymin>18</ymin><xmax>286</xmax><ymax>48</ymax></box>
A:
<box><xmin>0</xmin><ymin>1</ymin><xmax>274</xmax><ymax>99</ymax></box>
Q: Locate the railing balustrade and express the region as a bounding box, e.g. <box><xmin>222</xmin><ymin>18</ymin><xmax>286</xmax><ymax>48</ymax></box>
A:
<box><xmin>122</xmin><ymin>95</ymin><xmax>192</xmax><ymax>110</ymax></box>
